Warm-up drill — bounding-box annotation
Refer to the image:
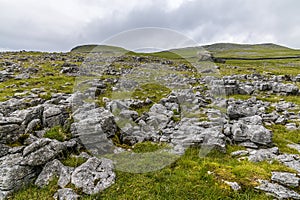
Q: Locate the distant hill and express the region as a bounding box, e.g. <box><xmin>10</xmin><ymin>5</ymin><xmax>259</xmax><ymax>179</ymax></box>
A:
<box><xmin>201</xmin><ymin>43</ymin><xmax>300</xmax><ymax>58</ymax></box>
<box><xmin>71</xmin><ymin>44</ymin><xmax>128</xmax><ymax>53</ymax></box>
<box><xmin>202</xmin><ymin>43</ymin><xmax>291</xmax><ymax>51</ymax></box>
<box><xmin>70</xmin><ymin>43</ymin><xmax>300</xmax><ymax>60</ymax></box>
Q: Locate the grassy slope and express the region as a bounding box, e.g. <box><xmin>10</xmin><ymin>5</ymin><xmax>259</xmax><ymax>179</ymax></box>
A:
<box><xmin>204</xmin><ymin>43</ymin><xmax>300</xmax><ymax>58</ymax></box>
<box><xmin>5</xmin><ymin>43</ymin><xmax>300</xmax><ymax>199</ymax></box>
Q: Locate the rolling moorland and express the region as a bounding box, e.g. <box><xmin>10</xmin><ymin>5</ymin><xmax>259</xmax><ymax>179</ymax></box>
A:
<box><xmin>1</xmin><ymin>43</ymin><xmax>300</xmax><ymax>199</ymax></box>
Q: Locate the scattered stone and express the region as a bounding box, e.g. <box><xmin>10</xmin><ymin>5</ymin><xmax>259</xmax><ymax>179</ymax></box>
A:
<box><xmin>231</xmin><ymin>150</ymin><xmax>249</xmax><ymax>157</ymax></box>
<box><xmin>223</xmin><ymin>181</ymin><xmax>241</xmax><ymax>191</ymax></box>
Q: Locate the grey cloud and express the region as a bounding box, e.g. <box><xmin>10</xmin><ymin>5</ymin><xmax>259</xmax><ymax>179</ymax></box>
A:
<box><xmin>0</xmin><ymin>0</ymin><xmax>300</xmax><ymax>51</ymax></box>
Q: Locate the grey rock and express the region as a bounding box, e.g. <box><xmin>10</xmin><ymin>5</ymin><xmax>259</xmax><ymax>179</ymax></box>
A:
<box><xmin>14</xmin><ymin>73</ymin><xmax>30</xmax><ymax>80</ymax></box>
<box><xmin>71</xmin><ymin>157</ymin><xmax>115</xmax><ymax>195</ymax></box>
<box><xmin>0</xmin><ymin>144</ymin><xmax>9</xmax><ymax>157</ymax></box>
<box><xmin>262</xmin><ymin>112</ymin><xmax>279</xmax><ymax>123</ymax></box>
<box><xmin>255</xmin><ymin>179</ymin><xmax>300</xmax><ymax>199</ymax></box>
<box><xmin>239</xmin><ymin>115</ymin><xmax>263</xmax><ymax>125</ymax></box>
<box><xmin>53</xmin><ymin>188</ymin><xmax>80</xmax><ymax>200</ymax></box>
<box><xmin>276</xmin><ymin>154</ymin><xmax>300</xmax><ymax>173</ymax></box>
<box><xmin>0</xmin><ymin>123</ymin><xmax>22</xmax><ymax>144</ymax></box>
<box><xmin>25</xmin><ymin>119</ymin><xmax>42</xmax><ymax>134</ymax></box>
<box><xmin>287</xmin><ymin>144</ymin><xmax>300</xmax><ymax>153</ymax></box>
<box><xmin>0</xmin><ymin>98</ymin><xmax>44</xmax><ymax>116</ymax></box>
<box><xmin>72</xmin><ymin>106</ymin><xmax>116</xmax><ymax>154</ymax></box>
<box><xmin>275</xmin><ymin>116</ymin><xmax>287</xmax><ymax>125</ymax></box>
<box><xmin>248</xmin><ymin>147</ymin><xmax>279</xmax><ymax>162</ymax></box>
<box><xmin>223</xmin><ymin>181</ymin><xmax>241</xmax><ymax>191</ymax></box>
<box><xmin>275</xmin><ymin>101</ymin><xmax>295</xmax><ymax>112</ymax></box>
<box><xmin>227</xmin><ymin>104</ymin><xmax>257</xmax><ymax>120</ymax></box>
<box><xmin>246</xmin><ymin>125</ymin><xmax>272</xmax><ymax>146</ymax></box>
<box><xmin>43</xmin><ymin>105</ymin><xmax>65</xmax><ymax>128</ymax></box>
<box><xmin>239</xmin><ymin>85</ymin><xmax>254</xmax><ymax>95</ymax></box>
<box><xmin>294</xmin><ymin>74</ymin><xmax>300</xmax><ymax>82</ymax></box>
<box><xmin>232</xmin><ymin>121</ymin><xmax>272</xmax><ymax>146</ymax></box>
<box><xmin>238</xmin><ymin>142</ymin><xmax>258</xmax><ymax>149</ymax></box>
<box><xmin>231</xmin><ymin>150</ymin><xmax>249</xmax><ymax>157</ymax></box>
<box><xmin>35</xmin><ymin>159</ymin><xmax>73</xmax><ymax>188</ymax></box>
<box><xmin>21</xmin><ymin>138</ymin><xmax>77</xmax><ymax>166</ymax></box>
<box><xmin>200</xmin><ymin>127</ymin><xmax>226</xmax><ymax>152</ymax></box>
<box><xmin>286</xmin><ymin>123</ymin><xmax>298</xmax><ymax>130</ymax></box>
<box><xmin>271</xmin><ymin>172</ymin><xmax>300</xmax><ymax>187</ymax></box>
<box><xmin>118</xmin><ymin>110</ymin><xmax>139</xmax><ymax>121</ymax></box>
<box><xmin>60</xmin><ymin>66</ymin><xmax>79</xmax><ymax>74</ymax></box>
<box><xmin>0</xmin><ymin>153</ymin><xmax>38</xmax><ymax>199</ymax></box>
<box><xmin>10</xmin><ymin>105</ymin><xmax>43</xmax><ymax>126</ymax></box>
<box><xmin>272</xmin><ymin>82</ymin><xmax>299</xmax><ymax>95</ymax></box>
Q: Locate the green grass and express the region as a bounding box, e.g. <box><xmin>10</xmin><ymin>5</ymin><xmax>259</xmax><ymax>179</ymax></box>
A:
<box><xmin>267</xmin><ymin>124</ymin><xmax>300</xmax><ymax>154</ymax></box>
<box><xmin>8</xmin><ymin>178</ymin><xmax>59</xmax><ymax>200</ymax></box>
<box><xmin>206</xmin><ymin>43</ymin><xmax>300</xmax><ymax>58</ymax></box>
<box><xmin>61</xmin><ymin>155</ymin><xmax>87</xmax><ymax>168</ymax></box>
<box><xmin>85</xmin><ymin>147</ymin><xmax>294</xmax><ymax>200</ymax></box>
<box><xmin>11</xmin><ymin>145</ymin><xmax>295</xmax><ymax>200</ymax></box>
<box><xmin>219</xmin><ymin>59</ymin><xmax>300</xmax><ymax>76</ymax></box>
<box><xmin>43</xmin><ymin>126</ymin><xmax>71</xmax><ymax>142</ymax></box>
<box><xmin>132</xmin><ymin>142</ymin><xmax>170</xmax><ymax>153</ymax></box>
<box><xmin>7</xmin><ymin>134</ymin><xmax>30</xmax><ymax>147</ymax></box>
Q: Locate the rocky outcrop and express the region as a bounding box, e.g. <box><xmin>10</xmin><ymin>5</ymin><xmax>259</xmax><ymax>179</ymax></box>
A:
<box><xmin>2</xmin><ymin>51</ymin><xmax>300</xmax><ymax>199</ymax></box>
<box><xmin>0</xmin><ymin>138</ymin><xmax>77</xmax><ymax>199</ymax></box>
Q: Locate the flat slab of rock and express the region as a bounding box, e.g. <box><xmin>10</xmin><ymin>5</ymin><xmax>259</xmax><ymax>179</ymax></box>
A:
<box><xmin>276</xmin><ymin>154</ymin><xmax>300</xmax><ymax>173</ymax></box>
<box><xmin>271</xmin><ymin>171</ymin><xmax>300</xmax><ymax>187</ymax></box>
<box><xmin>255</xmin><ymin>179</ymin><xmax>300</xmax><ymax>199</ymax></box>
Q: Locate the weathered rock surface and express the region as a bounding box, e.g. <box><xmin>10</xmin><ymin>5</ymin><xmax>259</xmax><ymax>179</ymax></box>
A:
<box><xmin>0</xmin><ymin>153</ymin><xmax>39</xmax><ymax>199</ymax></box>
<box><xmin>255</xmin><ymin>179</ymin><xmax>300</xmax><ymax>199</ymax></box>
<box><xmin>71</xmin><ymin>105</ymin><xmax>117</xmax><ymax>155</ymax></box>
<box><xmin>35</xmin><ymin>159</ymin><xmax>73</xmax><ymax>188</ymax></box>
<box><xmin>248</xmin><ymin>147</ymin><xmax>279</xmax><ymax>162</ymax></box>
<box><xmin>271</xmin><ymin>172</ymin><xmax>300</xmax><ymax>187</ymax></box>
<box><xmin>276</xmin><ymin>154</ymin><xmax>300</xmax><ymax>173</ymax></box>
<box><xmin>21</xmin><ymin>138</ymin><xmax>77</xmax><ymax>166</ymax></box>
<box><xmin>71</xmin><ymin>157</ymin><xmax>115</xmax><ymax>195</ymax></box>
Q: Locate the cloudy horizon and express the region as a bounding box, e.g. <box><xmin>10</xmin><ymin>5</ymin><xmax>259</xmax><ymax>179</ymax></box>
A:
<box><xmin>1</xmin><ymin>0</ymin><xmax>300</xmax><ymax>52</ymax></box>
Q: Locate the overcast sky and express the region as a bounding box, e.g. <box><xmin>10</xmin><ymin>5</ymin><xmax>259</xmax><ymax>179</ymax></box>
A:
<box><xmin>1</xmin><ymin>0</ymin><xmax>300</xmax><ymax>52</ymax></box>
